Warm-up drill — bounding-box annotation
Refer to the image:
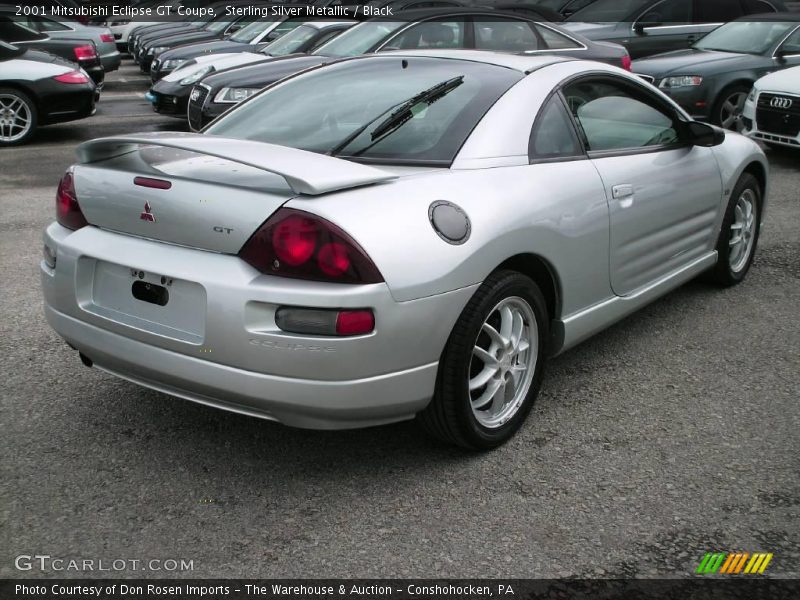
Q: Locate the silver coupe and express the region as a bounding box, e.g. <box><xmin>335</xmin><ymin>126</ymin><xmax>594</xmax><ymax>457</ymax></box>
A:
<box><xmin>41</xmin><ymin>50</ymin><xmax>768</xmax><ymax>449</ymax></box>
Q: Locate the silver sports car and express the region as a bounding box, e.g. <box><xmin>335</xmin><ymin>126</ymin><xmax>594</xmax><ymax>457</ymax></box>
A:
<box><xmin>41</xmin><ymin>50</ymin><xmax>768</xmax><ymax>449</ymax></box>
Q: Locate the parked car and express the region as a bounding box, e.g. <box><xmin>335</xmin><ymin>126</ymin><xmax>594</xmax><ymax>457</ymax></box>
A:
<box><xmin>105</xmin><ymin>0</ymin><xmax>189</xmax><ymax>51</ymax></box>
<box><xmin>187</xmin><ymin>7</ymin><xmax>631</xmax><ymax>130</ymax></box>
<box><xmin>5</xmin><ymin>9</ymin><xmax>121</xmax><ymax>72</ymax></box>
<box><xmin>145</xmin><ymin>21</ymin><xmax>355</xmax><ymax>119</ymax></box>
<box><xmin>149</xmin><ymin>13</ymin><xmax>307</xmax><ymax>82</ymax></box>
<box><xmin>128</xmin><ymin>8</ymin><xmax>221</xmax><ymax>57</ymax></box>
<box><xmin>564</xmin><ymin>0</ymin><xmax>787</xmax><ymax>58</ymax></box>
<box><xmin>478</xmin><ymin>0</ymin><xmax>565</xmax><ymax>21</ymax></box>
<box><xmin>42</xmin><ymin>50</ymin><xmax>767</xmax><ymax>449</ymax></box>
<box><xmin>533</xmin><ymin>0</ymin><xmax>599</xmax><ymax>18</ymax></box>
<box><xmin>743</xmin><ymin>65</ymin><xmax>800</xmax><ymax>149</ymax></box>
<box><xmin>136</xmin><ymin>16</ymin><xmax>246</xmax><ymax>72</ymax></box>
<box><xmin>0</xmin><ymin>13</ymin><xmax>105</xmax><ymax>85</ymax></box>
<box><xmin>147</xmin><ymin>21</ymin><xmax>357</xmax><ymax>116</ymax></box>
<box><xmin>633</xmin><ymin>14</ymin><xmax>800</xmax><ymax>130</ymax></box>
<box><xmin>0</xmin><ymin>40</ymin><xmax>95</xmax><ymax>146</ymax></box>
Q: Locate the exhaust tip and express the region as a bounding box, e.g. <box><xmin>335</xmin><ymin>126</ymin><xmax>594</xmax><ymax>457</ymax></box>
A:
<box><xmin>79</xmin><ymin>352</ymin><xmax>93</xmax><ymax>368</ymax></box>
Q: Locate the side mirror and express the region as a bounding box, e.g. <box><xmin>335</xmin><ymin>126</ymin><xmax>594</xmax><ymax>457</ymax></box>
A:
<box><xmin>687</xmin><ymin>121</ymin><xmax>725</xmax><ymax>147</ymax></box>
<box><xmin>774</xmin><ymin>49</ymin><xmax>788</xmax><ymax>63</ymax></box>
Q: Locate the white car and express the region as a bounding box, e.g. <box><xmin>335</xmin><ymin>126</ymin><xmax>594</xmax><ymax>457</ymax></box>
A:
<box><xmin>743</xmin><ymin>65</ymin><xmax>800</xmax><ymax>151</ymax></box>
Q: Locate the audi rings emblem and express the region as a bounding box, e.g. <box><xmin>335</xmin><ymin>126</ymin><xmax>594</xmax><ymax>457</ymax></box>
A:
<box><xmin>770</xmin><ymin>97</ymin><xmax>793</xmax><ymax>110</ymax></box>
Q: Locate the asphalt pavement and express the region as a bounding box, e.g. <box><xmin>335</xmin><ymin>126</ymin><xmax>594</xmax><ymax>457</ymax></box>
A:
<box><xmin>1</xmin><ymin>64</ymin><xmax>798</xmax><ymax>579</ymax></box>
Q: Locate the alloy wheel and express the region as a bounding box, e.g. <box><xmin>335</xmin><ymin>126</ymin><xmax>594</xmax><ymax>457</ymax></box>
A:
<box><xmin>729</xmin><ymin>188</ymin><xmax>758</xmax><ymax>273</ymax></box>
<box><xmin>468</xmin><ymin>297</ymin><xmax>538</xmax><ymax>429</ymax></box>
<box><xmin>719</xmin><ymin>91</ymin><xmax>747</xmax><ymax>132</ymax></box>
<box><xmin>0</xmin><ymin>93</ymin><xmax>33</xmax><ymax>143</ymax></box>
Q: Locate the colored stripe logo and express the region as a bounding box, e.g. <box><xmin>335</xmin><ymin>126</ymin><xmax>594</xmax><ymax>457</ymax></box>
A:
<box><xmin>696</xmin><ymin>552</ymin><xmax>773</xmax><ymax>574</ymax></box>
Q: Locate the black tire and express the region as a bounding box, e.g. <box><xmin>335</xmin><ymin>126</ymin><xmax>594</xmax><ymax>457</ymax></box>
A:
<box><xmin>418</xmin><ymin>270</ymin><xmax>549</xmax><ymax>450</ymax></box>
<box><xmin>708</xmin><ymin>172</ymin><xmax>762</xmax><ymax>287</ymax></box>
<box><xmin>711</xmin><ymin>84</ymin><xmax>751</xmax><ymax>131</ymax></box>
<box><xmin>0</xmin><ymin>87</ymin><xmax>38</xmax><ymax>147</ymax></box>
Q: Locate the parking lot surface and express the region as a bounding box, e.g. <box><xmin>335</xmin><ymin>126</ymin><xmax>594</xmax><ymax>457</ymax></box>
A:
<box><xmin>1</xmin><ymin>65</ymin><xmax>798</xmax><ymax>579</ymax></box>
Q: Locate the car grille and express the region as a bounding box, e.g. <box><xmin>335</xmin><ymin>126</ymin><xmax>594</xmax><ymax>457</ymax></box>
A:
<box><xmin>756</xmin><ymin>93</ymin><xmax>800</xmax><ymax>137</ymax></box>
<box><xmin>187</xmin><ymin>84</ymin><xmax>210</xmax><ymax>131</ymax></box>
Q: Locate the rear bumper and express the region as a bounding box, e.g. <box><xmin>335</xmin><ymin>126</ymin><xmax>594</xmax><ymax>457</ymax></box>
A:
<box><xmin>100</xmin><ymin>51</ymin><xmax>122</xmax><ymax>72</ymax></box>
<box><xmin>45</xmin><ymin>304</ymin><xmax>437</xmax><ymax>429</ymax></box>
<box><xmin>41</xmin><ymin>223</ymin><xmax>476</xmax><ymax>429</ymax></box>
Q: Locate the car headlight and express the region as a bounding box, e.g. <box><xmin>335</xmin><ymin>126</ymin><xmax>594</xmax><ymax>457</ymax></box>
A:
<box><xmin>149</xmin><ymin>46</ymin><xmax>168</xmax><ymax>56</ymax></box>
<box><xmin>179</xmin><ymin>66</ymin><xmax>213</xmax><ymax>86</ymax></box>
<box><xmin>659</xmin><ymin>76</ymin><xmax>703</xmax><ymax>89</ymax></box>
<box><xmin>214</xmin><ymin>87</ymin><xmax>260</xmax><ymax>104</ymax></box>
<box><xmin>162</xmin><ymin>59</ymin><xmax>187</xmax><ymax>71</ymax></box>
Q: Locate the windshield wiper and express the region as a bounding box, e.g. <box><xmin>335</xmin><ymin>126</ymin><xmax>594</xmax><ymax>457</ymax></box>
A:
<box><xmin>328</xmin><ymin>75</ymin><xmax>464</xmax><ymax>157</ymax></box>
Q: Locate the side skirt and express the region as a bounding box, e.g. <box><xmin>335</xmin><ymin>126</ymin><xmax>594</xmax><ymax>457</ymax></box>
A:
<box><xmin>551</xmin><ymin>252</ymin><xmax>718</xmax><ymax>355</ymax></box>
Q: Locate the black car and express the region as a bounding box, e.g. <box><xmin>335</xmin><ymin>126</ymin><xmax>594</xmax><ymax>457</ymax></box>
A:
<box><xmin>633</xmin><ymin>13</ymin><xmax>800</xmax><ymax>130</ymax></box>
<box><xmin>563</xmin><ymin>0</ymin><xmax>788</xmax><ymax>58</ymax></box>
<box><xmin>149</xmin><ymin>15</ymin><xmax>309</xmax><ymax>82</ymax></box>
<box><xmin>187</xmin><ymin>7</ymin><xmax>631</xmax><ymax>130</ymax></box>
<box><xmin>137</xmin><ymin>16</ymin><xmax>247</xmax><ymax>72</ymax></box>
<box><xmin>0</xmin><ymin>40</ymin><xmax>96</xmax><ymax>145</ymax></box>
<box><xmin>0</xmin><ymin>13</ymin><xmax>105</xmax><ymax>85</ymax></box>
<box><xmin>147</xmin><ymin>20</ymin><xmax>356</xmax><ymax>116</ymax></box>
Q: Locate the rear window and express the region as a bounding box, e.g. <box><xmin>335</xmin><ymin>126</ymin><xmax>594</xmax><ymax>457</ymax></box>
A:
<box><xmin>206</xmin><ymin>56</ymin><xmax>523</xmax><ymax>165</ymax></box>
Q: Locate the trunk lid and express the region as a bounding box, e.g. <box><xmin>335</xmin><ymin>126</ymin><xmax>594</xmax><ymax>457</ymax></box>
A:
<box><xmin>72</xmin><ymin>133</ymin><xmax>396</xmax><ymax>254</ymax></box>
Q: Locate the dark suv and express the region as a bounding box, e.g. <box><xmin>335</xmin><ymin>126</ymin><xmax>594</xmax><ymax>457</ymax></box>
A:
<box><xmin>563</xmin><ymin>0</ymin><xmax>787</xmax><ymax>58</ymax></box>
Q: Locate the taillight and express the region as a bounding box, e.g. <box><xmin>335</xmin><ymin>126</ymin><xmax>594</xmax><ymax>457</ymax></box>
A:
<box><xmin>239</xmin><ymin>208</ymin><xmax>383</xmax><ymax>284</ymax></box>
<box><xmin>275</xmin><ymin>307</ymin><xmax>375</xmax><ymax>337</ymax></box>
<box><xmin>56</xmin><ymin>171</ymin><xmax>88</xmax><ymax>230</ymax></box>
<box><xmin>100</xmin><ymin>33</ymin><xmax>115</xmax><ymax>43</ymax></box>
<box><xmin>621</xmin><ymin>54</ymin><xmax>632</xmax><ymax>72</ymax></box>
<box><xmin>53</xmin><ymin>71</ymin><xmax>90</xmax><ymax>84</ymax></box>
<box><xmin>73</xmin><ymin>44</ymin><xmax>96</xmax><ymax>61</ymax></box>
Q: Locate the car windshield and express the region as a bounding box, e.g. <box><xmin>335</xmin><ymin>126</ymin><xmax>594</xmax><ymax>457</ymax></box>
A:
<box><xmin>206</xmin><ymin>57</ymin><xmax>523</xmax><ymax>165</ymax></box>
<box><xmin>313</xmin><ymin>21</ymin><xmax>404</xmax><ymax>57</ymax></box>
<box><xmin>206</xmin><ymin>19</ymin><xmax>236</xmax><ymax>34</ymax></box>
<box><xmin>260</xmin><ymin>24</ymin><xmax>317</xmax><ymax>56</ymax></box>
<box><xmin>567</xmin><ymin>0</ymin><xmax>652</xmax><ymax>22</ymax></box>
<box><xmin>229</xmin><ymin>19</ymin><xmax>277</xmax><ymax>42</ymax></box>
<box><xmin>694</xmin><ymin>21</ymin><xmax>797</xmax><ymax>54</ymax></box>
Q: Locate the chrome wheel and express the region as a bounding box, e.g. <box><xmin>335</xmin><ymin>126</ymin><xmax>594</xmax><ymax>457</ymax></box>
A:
<box><xmin>0</xmin><ymin>93</ymin><xmax>33</xmax><ymax>143</ymax></box>
<box><xmin>469</xmin><ymin>297</ymin><xmax>538</xmax><ymax>429</ymax></box>
<box><xmin>719</xmin><ymin>91</ymin><xmax>747</xmax><ymax>132</ymax></box>
<box><xmin>729</xmin><ymin>189</ymin><xmax>758</xmax><ymax>273</ymax></box>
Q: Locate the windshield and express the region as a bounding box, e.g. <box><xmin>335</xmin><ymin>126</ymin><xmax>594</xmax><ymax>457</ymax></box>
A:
<box><xmin>694</xmin><ymin>21</ymin><xmax>797</xmax><ymax>54</ymax></box>
<box><xmin>206</xmin><ymin>19</ymin><xmax>236</xmax><ymax>34</ymax></box>
<box><xmin>261</xmin><ymin>24</ymin><xmax>317</xmax><ymax>56</ymax></box>
<box><xmin>229</xmin><ymin>19</ymin><xmax>277</xmax><ymax>42</ymax></box>
<box><xmin>206</xmin><ymin>56</ymin><xmax>522</xmax><ymax>164</ymax></box>
<box><xmin>313</xmin><ymin>21</ymin><xmax>404</xmax><ymax>57</ymax></box>
<box><xmin>568</xmin><ymin>0</ymin><xmax>652</xmax><ymax>22</ymax></box>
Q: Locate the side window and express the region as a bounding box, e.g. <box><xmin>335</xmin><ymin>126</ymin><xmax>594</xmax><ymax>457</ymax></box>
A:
<box><xmin>741</xmin><ymin>0</ymin><xmax>779</xmax><ymax>14</ymax></box>
<box><xmin>309</xmin><ymin>29</ymin><xmax>344</xmax><ymax>51</ymax></box>
<box><xmin>534</xmin><ymin>24</ymin><xmax>582</xmax><ymax>50</ymax></box>
<box><xmin>529</xmin><ymin>94</ymin><xmax>583</xmax><ymax>161</ymax></box>
<box><xmin>694</xmin><ymin>0</ymin><xmax>743</xmax><ymax>23</ymax></box>
<box><xmin>474</xmin><ymin>18</ymin><xmax>540</xmax><ymax>52</ymax></box>
<box><xmin>564</xmin><ymin>78</ymin><xmax>680</xmax><ymax>152</ymax></box>
<box><xmin>384</xmin><ymin>19</ymin><xmax>466</xmax><ymax>50</ymax></box>
<box><xmin>638</xmin><ymin>0</ymin><xmax>692</xmax><ymax>26</ymax></box>
<box><xmin>778</xmin><ymin>27</ymin><xmax>800</xmax><ymax>55</ymax></box>
<box><xmin>36</xmin><ymin>17</ymin><xmax>71</xmax><ymax>32</ymax></box>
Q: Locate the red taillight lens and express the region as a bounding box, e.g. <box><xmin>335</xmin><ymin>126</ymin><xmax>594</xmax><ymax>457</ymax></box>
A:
<box><xmin>73</xmin><ymin>44</ymin><xmax>96</xmax><ymax>61</ymax></box>
<box><xmin>56</xmin><ymin>171</ymin><xmax>88</xmax><ymax>230</ymax></box>
<box><xmin>336</xmin><ymin>310</ymin><xmax>375</xmax><ymax>336</ymax></box>
<box><xmin>100</xmin><ymin>33</ymin><xmax>115</xmax><ymax>43</ymax></box>
<box><xmin>239</xmin><ymin>208</ymin><xmax>383</xmax><ymax>284</ymax></box>
<box><xmin>621</xmin><ymin>54</ymin><xmax>632</xmax><ymax>72</ymax></box>
<box><xmin>53</xmin><ymin>70</ymin><xmax>90</xmax><ymax>84</ymax></box>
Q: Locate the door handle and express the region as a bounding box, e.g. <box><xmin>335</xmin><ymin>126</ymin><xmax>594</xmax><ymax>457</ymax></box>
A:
<box><xmin>612</xmin><ymin>184</ymin><xmax>634</xmax><ymax>199</ymax></box>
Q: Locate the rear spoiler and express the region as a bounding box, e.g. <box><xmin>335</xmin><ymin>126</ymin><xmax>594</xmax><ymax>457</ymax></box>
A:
<box><xmin>76</xmin><ymin>132</ymin><xmax>397</xmax><ymax>196</ymax></box>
